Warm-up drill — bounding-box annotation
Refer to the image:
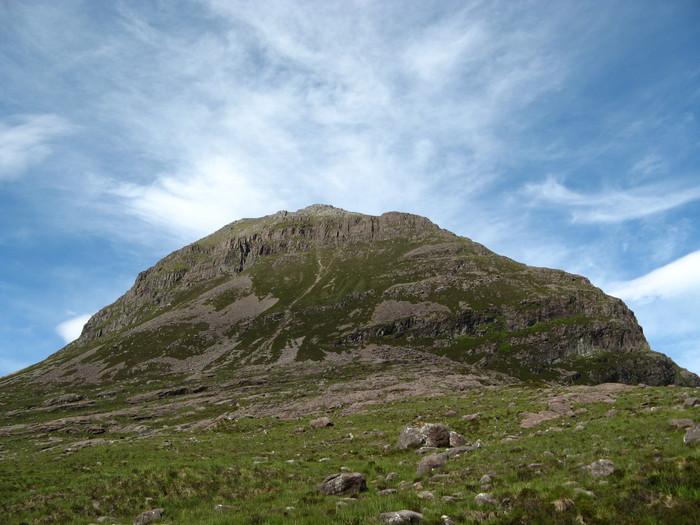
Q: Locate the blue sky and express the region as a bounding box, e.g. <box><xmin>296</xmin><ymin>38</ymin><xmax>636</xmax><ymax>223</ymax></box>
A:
<box><xmin>1</xmin><ymin>0</ymin><xmax>699</xmax><ymax>376</ymax></box>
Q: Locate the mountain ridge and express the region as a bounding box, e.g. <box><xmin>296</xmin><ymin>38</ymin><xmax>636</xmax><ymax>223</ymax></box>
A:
<box><xmin>5</xmin><ymin>204</ymin><xmax>698</xmax><ymax>388</ymax></box>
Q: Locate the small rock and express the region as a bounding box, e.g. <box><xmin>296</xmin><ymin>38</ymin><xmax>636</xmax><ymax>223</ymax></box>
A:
<box><xmin>587</xmin><ymin>459</ymin><xmax>615</xmax><ymax>477</ymax></box>
<box><xmin>376</xmin><ymin>510</ymin><xmax>424</xmax><ymax>524</ymax></box>
<box><xmin>605</xmin><ymin>409</ymin><xmax>619</xmax><ymax>418</ymax></box>
<box><xmin>684</xmin><ymin>398</ymin><xmax>699</xmax><ymax>408</ymax></box>
<box><xmin>415</xmin><ymin>447</ymin><xmax>439</xmax><ymax>455</ymax></box>
<box><xmin>133</xmin><ymin>508</ymin><xmax>165</xmax><ymax>525</ymax></box>
<box><xmin>574</xmin><ymin>488</ymin><xmax>595</xmax><ymax>497</ymax></box>
<box><xmin>310</xmin><ymin>417</ymin><xmax>333</xmax><ymax>428</ymax></box>
<box><xmin>417</xmin><ymin>490</ymin><xmax>435</xmax><ymax>499</ymax></box>
<box><xmin>417</xmin><ymin>452</ymin><xmax>448</xmax><ymax>475</ymax></box>
<box><xmin>398</xmin><ymin>481</ymin><xmax>413</xmax><ymax>490</ymax></box>
<box><xmin>386</xmin><ymin>472</ymin><xmax>399</xmax><ymax>481</ymax></box>
<box><xmin>318</xmin><ymin>472</ymin><xmax>367</xmax><ymax>496</ymax></box>
<box><xmin>96</xmin><ymin>518</ymin><xmax>117</xmax><ymax>523</ymax></box>
<box><xmin>441</xmin><ymin>516</ymin><xmax>456</xmax><ymax>525</ymax></box>
<box><xmin>479</xmin><ymin>474</ymin><xmax>492</xmax><ymax>485</ymax></box>
<box><xmin>684</xmin><ymin>426</ymin><xmax>700</xmax><ymax>445</ymax></box>
<box><xmin>429</xmin><ymin>474</ymin><xmax>451</xmax><ymax>482</ymax></box>
<box><xmin>378</xmin><ymin>489</ymin><xmax>397</xmax><ymax>496</ymax></box>
<box><xmin>543</xmin><ymin>451</ymin><xmax>555</xmax><ymax>457</ymax></box>
<box><xmin>214</xmin><ymin>505</ymin><xmax>234</xmax><ymax>511</ymax></box>
<box><xmin>445</xmin><ymin>410</ymin><xmax>458</xmax><ymax>417</ymax></box>
<box><xmin>670</xmin><ymin>419</ymin><xmax>695</xmax><ymax>429</ymax></box>
<box><xmin>445</xmin><ymin>445</ymin><xmax>476</xmax><ymax>457</ymax></box>
<box><xmin>474</xmin><ymin>492</ymin><xmax>498</xmax><ymax>506</ymax></box>
<box><xmin>462</xmin><ymin>413</ymin><xmax>481</xmax><ymax>421</ymax></box>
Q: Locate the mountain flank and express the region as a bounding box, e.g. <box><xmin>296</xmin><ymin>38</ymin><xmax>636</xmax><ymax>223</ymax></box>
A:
<box><xmin>5</xmin><ymin>204</ymin><xmax>697</xmax><ymax>388</ymax></box>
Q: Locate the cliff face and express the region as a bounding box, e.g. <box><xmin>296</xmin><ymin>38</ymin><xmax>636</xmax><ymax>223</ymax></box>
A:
<box><xmin>12</xmin><ymin>204</ymin><xmax>699</xmax><ymax>387</ymax></box>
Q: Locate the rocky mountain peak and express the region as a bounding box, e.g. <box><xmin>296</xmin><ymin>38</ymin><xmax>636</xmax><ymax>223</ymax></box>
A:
<box><xmin>8</xmin><ymin>205</ymin><xmax>698</xmax><ymax>388</ymax></box>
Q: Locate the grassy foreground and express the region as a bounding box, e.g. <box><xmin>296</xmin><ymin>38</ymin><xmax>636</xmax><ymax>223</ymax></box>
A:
<box><xmin>1</xmin><ymin>383</ymin><xmax>699</xmax><ymax>524</ymax></box>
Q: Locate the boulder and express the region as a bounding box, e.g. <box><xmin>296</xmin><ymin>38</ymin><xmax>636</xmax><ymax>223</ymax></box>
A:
<box><xmin>449</xmin><ymin>431</ymin><xmax>468</xmax><ymax>447</ymax></box>
<box><xmin>133</xmin><ymin>508</ymin><xmax>165</xmax><ymax>525</ymax></box>
<box><xmin>310</xmin><ymin>417</ymin><xmax>333</xmax><ymax>428</ymax></box>
<box><xmin>397</xmin><ymin>423</ymin><xmax>450</xmax><ymax>449</ymax></box>
<box><xmin>587</xmin><ymin>459</ymin><xmax>615</xmax><ymax>477</ymax></box>
<box><xmin>684</xmin><ymin>426</ymin><xmax>700</xmax><ymax>445</ymax></box>
<box><xmin>417</xmin><ymin>452</ymin><xmax>448</xmax><ymax>475</ymax></box>
<box><xmin>376</xmin><ymin>510</ymin><xmax>424</xmax><ymax>524</ymax></box>
<box><xmin>318</xmin><ymin>472</ymin><xmax>367</xmax><ymax>496</ymax></box>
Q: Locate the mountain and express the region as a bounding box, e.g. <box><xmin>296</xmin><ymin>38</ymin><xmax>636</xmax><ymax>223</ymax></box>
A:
<box><xmin>5</xmin><ymin>204</ymin><xmax>698</xmax><ymax>388</ymax></box>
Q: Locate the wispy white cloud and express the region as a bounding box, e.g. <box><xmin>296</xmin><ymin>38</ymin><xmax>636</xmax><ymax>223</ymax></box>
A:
<box><xmin>83</xmin><ymin>1</ymin><xmax>570</xmax><ymax>238</ymax></box>
<box><xmin>0</xmin><ymin>114</ymin><xmax>75</xmax><ymax>180</ymax></box>
<box><xmin>524</xmin><ymin>177</ymin><xmax>700</xmax><ymax>223</ymax></box>
<box><xmin>607</xmin><ymin>249</ymin><xmax>700</xmax><ymax>303</ymax></box>
<box><xmin>56</xmin><ymin>314</ymin><xmax>92</xmax><ymax>344</ymax></box>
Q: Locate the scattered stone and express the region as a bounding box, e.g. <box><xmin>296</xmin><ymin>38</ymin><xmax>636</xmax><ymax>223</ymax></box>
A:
<box><xmin>43</xmin><ymin>393</ymin><xmax>85</xmax><ymax>406</ymax></box>
<box><xmin>462</xmin><ymin>413</ymin><xmax>481</xmax><ymax>421</ymax></box>
<box><xmin>397</xmin><ymin>422</ymin><xmax>451</xmax><ymax>449</ymax></box>
<box><xmin>543</xmin><ymin>451</ymin><xmax>555</xmax><ymax>457</ymax></box>
<box><xmin>376</xmin><ymin>510</ymin><xmax>424</xmax><ymax>524</ymax></box>
<box><xmin>417</xmin><ymin>490</ymin><xmax>435</xmax><ymax>499</ymax></box>
<box><xmin>417</xmin><ymin>452</ymin><xmax>448</xmax><ymax>475</ymax></box>
<box><xmin>683</xmin><ymin>398</ymin><xmax>699</xmax><ymax>408</ymax></box>
<box><xmin>441</xmin><ymin>516</ymin><xmax>456</xmax><ymax>525</ymax></box>
<box><xmin>552</xmin><ymin>498</ymin><xmax>575</xmax><ymax>512</ymax></box>
<box><xmin>445</xmin><ymin>445</ymin><xmax>477</xmax><ymax>457</ymax></box>
<box><xmin>214</xmin><ymin>505</ymin><xmax>234</xmax><ymax>511</ymax></box>
<box><xmin>430</xmin><ymin>473</ymin><xmax>451</xmax><ymax>482</ymax></box>
<box><xmin>474</xmin><ymin>493</ymin><xmax>498</xmax><ymax>506</ymax></box>
<box><xmin>415</xmin><ymin>447</ymin><xmax>439</xmax><ymax>455</ymax></box>
<box><xmin>574</xmin><ymin>488</ymin><xmax>595</xmax><ymax>497</ymax></box>
<box><xmin>378</xmin><ymin>489</ymin><xmax>397</xmax><ymax>496</ymax></box>
<box><xmin>479</xmin><ymin>474</ymin><xmax>492</xmax><ymax>485</ymax></box>
<box><xmin>449</xmin><ymin>431</ymin><xmax>467</xmax><ymax>447</ymax></box>
<box><xmin>587</xmin><ymin>459</ymin><xmax>615</xmax><ymax>477</ymax></box>
<box><xmin>310</xmin><ymin>417</ymin><xmax>333</xmax><ymax>428</ymax></box>
<box><xmin>442</xmin><ymin>494</ymin><xmax>463</xmax><ymax>502</ymax></box>
<box><xmin>96</xmin><ymin>517</ymin><xmax>117</xmax><ymax>523</ymax></box>
<box><xmin>133</xmin><ymin>508</ymin><xmax>165</xmax><ymax>525</ymax></box>
<box><xmin>386</xmin><ymin>472</ymin><xmax>399</xmax><ymax>481</ymax></box>
<box><xmin>318</xmin><ymin>457</ymin><xmax>331</xmax><ymax>462</ymax></box>
<box><xmin>605</xmin><ymin>409</ymin><xmax>619</xmax><ymax>418</ymax></box>
<box><xmin>318</xmin><ymin>472</ymin><xmax>367</xmax><ymax>496</ymax></box>
<box><xmin>445</xmin><ymin>410</ymin><xmax>458</xmax><ymax>417</ymax></box>
<box><xmin>684</xmin><ymin>426</ymin><xmax>700</xmax><ymax>445</ymax></box>
<box><xmin>398</xmin><ymin>481</ymin><xmax>413</xmax><ymax>490</ymax></box>
<box><xmin>670</xmin><ymin>419</ymin><xmax>695</xmax><ymax>429</ymax></box>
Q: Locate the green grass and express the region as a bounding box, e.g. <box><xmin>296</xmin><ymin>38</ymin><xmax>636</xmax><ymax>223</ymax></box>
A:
<box><xmin>2</xmin><ymin>381</ymin><xmax>699</xmax><ymax>524</ymax></box>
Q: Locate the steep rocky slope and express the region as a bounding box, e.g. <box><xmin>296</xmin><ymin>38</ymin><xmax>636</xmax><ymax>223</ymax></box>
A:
<box><xmin>5</xmin><ymin>204</ymin><xmax>697</xmax><ymax>388</ymax></box>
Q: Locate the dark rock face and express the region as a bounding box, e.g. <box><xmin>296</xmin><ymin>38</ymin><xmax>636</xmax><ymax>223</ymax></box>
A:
<box><xmin>9</xmin><ymin>204</ymin><xmax>698</xmax><ymax>388</ymax></box>
<box><xmin>318</xmin><ymin>472</ymin><xmax>367</xmax><ymax>496</ymax></box>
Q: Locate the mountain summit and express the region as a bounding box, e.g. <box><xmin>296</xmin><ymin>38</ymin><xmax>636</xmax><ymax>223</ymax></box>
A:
<box><xmin>8</xmin><ymin>204</ymin><xmax>698</xmax><ymax>387</ymax></box>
